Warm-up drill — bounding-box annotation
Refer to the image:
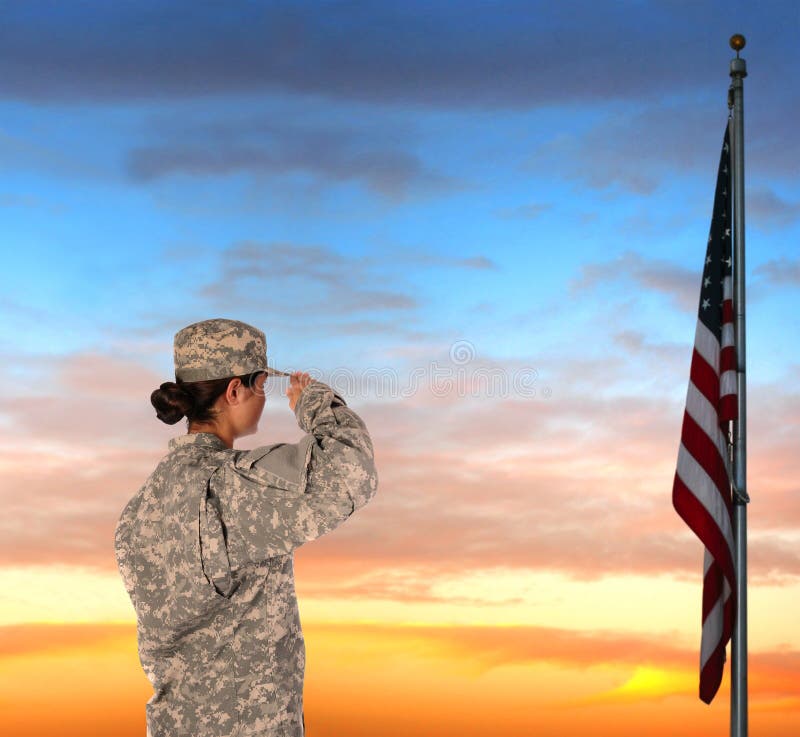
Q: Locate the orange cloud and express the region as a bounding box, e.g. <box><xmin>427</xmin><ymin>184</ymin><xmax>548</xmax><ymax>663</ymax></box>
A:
<box><xmin>0</xmin><ymin>622</ymin><xmax>130</xmax><ymax>659</ymax></box>
<box><xmin>2</xmin><ymin>621</ymin><xmax>798</xmax><ymax>703</ymax></box>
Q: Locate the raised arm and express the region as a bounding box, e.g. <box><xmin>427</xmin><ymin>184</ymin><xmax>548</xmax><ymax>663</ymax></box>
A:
<box><xmin>217</xmin><ymin>378</ymin><xmax>378</xmax><ymax>563</ymax></box>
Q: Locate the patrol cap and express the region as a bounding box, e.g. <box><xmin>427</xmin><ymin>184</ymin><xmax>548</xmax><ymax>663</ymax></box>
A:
<box><xmin>174</xmin><ymin>318</ymin><xmax>291</xmax><ymax>382</ymax></box>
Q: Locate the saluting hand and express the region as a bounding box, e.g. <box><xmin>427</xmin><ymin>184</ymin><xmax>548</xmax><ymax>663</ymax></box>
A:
<box><xmin>286</xmin><ymin>371</ymin><xmax>314</xmax><ymax>412</ymax></box>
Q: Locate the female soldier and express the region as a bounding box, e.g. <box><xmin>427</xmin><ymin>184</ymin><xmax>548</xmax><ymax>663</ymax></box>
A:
<box><xmin>114</xmin><ymin>318</ymin><xmax>378</xmax><ymax>737</ymax></box>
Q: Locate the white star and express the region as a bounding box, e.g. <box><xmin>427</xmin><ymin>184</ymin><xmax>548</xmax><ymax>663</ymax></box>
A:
<box><xmin>704</xmin><ymin>276</ymin><xmax>712</xmax><ymax>287</ymax></box>
<box><xmin>702</xmin><ymin>298</ymin><xmax>711</xmax><ymax>310</ymax></box>
<box><xmin>724</xmin><ymin>256</ymin><xmax>732</xmax><ymax>267</ymax></box>
<box><xmin>725</xmin><ymin>228</ymin><xmax>731</xmax><ymax>237</ymax></box>
<box><xmin>706</xmin><ymin>254</ymin><xmax>712</xmax><ymax>264</ymax></box>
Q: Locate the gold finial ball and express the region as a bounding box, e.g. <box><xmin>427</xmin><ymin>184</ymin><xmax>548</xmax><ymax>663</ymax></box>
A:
<box><xmin>730</xmin><ymin>34</ymin><xmax>746</xmax><ymax>52</ymax></box>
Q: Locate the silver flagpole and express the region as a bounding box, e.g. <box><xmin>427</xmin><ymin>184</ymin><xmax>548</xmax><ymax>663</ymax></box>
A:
<box><xmin>728</xmin><ymin>33</ymin><xmax>749</xmax><ymax>737</ymax></box>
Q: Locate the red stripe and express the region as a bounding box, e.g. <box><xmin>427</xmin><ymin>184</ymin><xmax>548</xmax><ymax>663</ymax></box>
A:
<box><xmin>720</xmin><ymin>344</ymin><xmax>737</xmax><ymax>374</ymax></box>
<box><xmin>722</xmin><ymin>593</ymin><xmax>734</xmax><ymax>645</ymax></box>
<box><xmin>702</xmin><ymin>560</ymin><xmax>723</xmax><ymax>620</ymax></box>
<box><xmin>719</xmin><ymin>394</ymin><xmax>738</xmax><ymax>423</ymax></box>
<box><xmin>679</xmin><ymin>411</ymin><xmax>731</xmax><ymax>513</ymax></box>
<box><xmin>699</xmin><ymin>638</ymin><xmax>726</xmax><ymax>704</ymax></box>
<box><xmin>689</xmin><ymin>349</ymin><xmax>720</xmax><ymax>408</ymax></box>
<box><xmin>699</xmin><ymin>587</ymin><xmax>735</xmax><ymax>704</ymax></box>
<box><xmin>722</xmin><ymin>299</ymin><xmax>734</xmax><ymax>324</ymax></box>
<box><xmin>672</xmin><ymin>473</ymin><xmax>736</xmax><ymax>591</ymax></box>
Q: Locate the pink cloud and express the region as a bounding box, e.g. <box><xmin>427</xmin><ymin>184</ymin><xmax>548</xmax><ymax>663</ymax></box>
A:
<box><xmin>0</xmin><ymin>348</ymin><xmax>797</xmax><ymax>591</ymax></box>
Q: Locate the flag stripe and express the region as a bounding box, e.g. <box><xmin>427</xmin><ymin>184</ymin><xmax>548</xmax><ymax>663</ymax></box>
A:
<box><xmin>684</xmin><ymin>383</ymin><xmax>730</xmax><ymax>473</ymax></box>
<box><xmin>689</xmin><ymin>348</ymin><xmax>719</xmax><ymax>408</ymax></box>
<box><xmin>719</xmin><ymin>394</ymin><xmax>738</xmax><ymax>422</ymax></box>
<box><xmin>693</xmin><ymin>320</ymin><xmax>720</xmax><ymax>375</ymax></box>
<box><xmin>722</xmin><ymin>299</ymin><xmax>734</xmax><ymax>325</ymax></box>
<box><xmin>700</xmin><ymin>637</ymin><xmax>726</xmax><ymax>704</ymax></box>
<box><xmin>721</xmin><ymin>323</ymin><xmax>735</xmax><ymax>353</ymax></box>
<box><xmin>720</xmin><ymin>346</ymin><xmax>737</xmax><ymax>374</ymax></box>
<box><xmin>677</xmin><ymin>414</ymin><xmax>730</xmax><ymax>512</ymax></box>
<box><xmin>701</xmin><ymin>578</ymin><xmax>723</xmax><ymax>665</ymax></box>
<box><xmin>720</xmin><ymin>369</ymin><xmax>738</xmax><ymax>401</ymax></box>
<box><xmin>673</xmin><ymin>468</ymin><xmax>735</xmax><ymax>583</ymax></box>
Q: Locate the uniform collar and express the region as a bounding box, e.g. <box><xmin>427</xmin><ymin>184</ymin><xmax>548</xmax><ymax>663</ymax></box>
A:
<box><xmin>168</xmin><ymin>432</ymin><xmax>229</xmax><ymax>452</ymax></box>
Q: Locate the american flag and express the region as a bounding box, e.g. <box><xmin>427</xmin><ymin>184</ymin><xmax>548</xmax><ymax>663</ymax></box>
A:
<box><xmin>672</xmin><ymin>123</ymin><xmax>738</xmax><ymax>704</ymax></box>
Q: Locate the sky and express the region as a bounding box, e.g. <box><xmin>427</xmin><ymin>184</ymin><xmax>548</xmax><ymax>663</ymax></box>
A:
<box><xmin>1</xmin><ymin>1</ymin><xmax>799</xmax><ymax>735</ymax></box>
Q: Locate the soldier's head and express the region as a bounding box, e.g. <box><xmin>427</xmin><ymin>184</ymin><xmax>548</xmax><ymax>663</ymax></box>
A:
<box><xmin>150</xmin><ymin>318</ymin><xmax>287</xmax><ymax>438</ymax></box>
<box><xmin>151</xmin><ymin>369</ymin><xmax>267</xmax><ymax>436</ymax></box>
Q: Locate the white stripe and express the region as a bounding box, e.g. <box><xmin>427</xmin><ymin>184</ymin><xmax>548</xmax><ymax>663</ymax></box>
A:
<box><xmin>700</xmin><ymin>573</ymin><xmax>734</xmax><ymax>670</ymax></box>
<box><xmin>700</xmin><ymin>595</ymin><xmax>723</xmax><ymax>668</ymax></box>
<box><xmin>721</xmin><ymin>322</ymin><xmax>734</xmax><ymax>349</ymax></box>
<box><xmin>720</xmin><ymin>370</ymin><xmax>737</xmax><ymax>398</ymax></box>
<box><xmin>700</xmin><ymin>551</ymin><xmax>735</xmax><ymax>669</ymax></box>
<box><xmin>676</xmin><ymin>444</ymin><xmax>735</xmax><ymax>552</ymax></box>
<box><xmin>685</xmin><ymin>383</ymin><xmax>731</xmax><ymax>475</ymax></box>
<box><xmin>703</xmin><ymin>541</ymin><xmax>736</xmax><ymax>595</ymax></box>
<box><xmin>723</xmin><ymin>275</ymin><xmax>732</xmax><ymax>299</ymax></box>
<box><xmin>694</xmin><ymin>320</ymin><xmax>720</xmax><ymax>373</ymax></box>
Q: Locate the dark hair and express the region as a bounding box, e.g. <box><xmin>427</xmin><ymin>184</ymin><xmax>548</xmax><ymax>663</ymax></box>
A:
<box><xmin>151</xmin><ymin>371</ymin><xmax>265</xmax><ymax>426</ymax></box>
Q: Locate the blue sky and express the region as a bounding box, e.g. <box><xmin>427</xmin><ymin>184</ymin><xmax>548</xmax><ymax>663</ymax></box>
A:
<box><xmin>2</xmin><ymin>2</ymin><xmax>797</xmax><ymax>394</ymax></box>
<box><xmin>0</xmin><ymin>0</ymin><xmax>798</xmax><ymax>555</ymax></box>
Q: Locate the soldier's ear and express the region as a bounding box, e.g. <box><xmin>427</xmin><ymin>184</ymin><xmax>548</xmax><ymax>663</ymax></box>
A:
<box><xmin>225</xmin><ymin>378</ymin><xmax>244</xmax><ymax>403</ymax></box>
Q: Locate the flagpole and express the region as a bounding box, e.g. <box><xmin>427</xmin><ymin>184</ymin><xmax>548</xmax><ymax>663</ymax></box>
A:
<box><xmin>728</xmin><ymin>33</ymin><xmax>749</xmax><ymax>737</ymax></box>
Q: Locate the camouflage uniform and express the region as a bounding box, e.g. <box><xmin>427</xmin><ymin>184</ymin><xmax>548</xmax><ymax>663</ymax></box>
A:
<box><xmin>114</xmin><ymin>319</ymin><xmax>378</xmax><ymax>736</ymax></box>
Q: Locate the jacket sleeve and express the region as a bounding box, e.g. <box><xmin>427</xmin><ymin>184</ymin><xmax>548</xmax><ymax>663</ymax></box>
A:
<box><xmin>218</xmin><ymin>380</ymin><xmax>378</xmax><ymax>562</ymax></box>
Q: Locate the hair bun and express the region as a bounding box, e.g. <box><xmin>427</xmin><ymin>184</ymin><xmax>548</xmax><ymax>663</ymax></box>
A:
<box><xmin>151</xmin><ymin>380</ymin><xmax>193</xmax><ymax>425</ymax></box>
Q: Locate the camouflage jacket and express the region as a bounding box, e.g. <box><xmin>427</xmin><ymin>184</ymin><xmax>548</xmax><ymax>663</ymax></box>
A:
<box><xmin>114</xmin><ymin>381</ymin><xmax>378</xmax><ymax>737</ymax></box>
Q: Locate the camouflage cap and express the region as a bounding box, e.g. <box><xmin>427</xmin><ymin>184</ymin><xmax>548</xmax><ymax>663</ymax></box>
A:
<box><xmin>173</xmin><ymin>318</ymin><xmax>291</xmax><ymax>382</ymax></box>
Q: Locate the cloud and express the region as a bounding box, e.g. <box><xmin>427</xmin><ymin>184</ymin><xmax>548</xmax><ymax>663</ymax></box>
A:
<box><xmin>0</xmin><ymin>1</ymin><xmax>793</xmax><ymax>112</ymax></box>
<box><xmin>612</xmin><ymin>330</ymin><xmax>686</xmax><ymax>360</ymax></box>
<box><xmin>3</xmin><ymin>3</ymin><xmax>796</xmax><ymax>204</ymax></box>
<box><xmin>267</xmin><ymin>361</ymin><xmax>800</xmax><ymax>585</ymax></box>
<box><xmin>571</xmin><ymin>250</ymin><xmax>700</xmax><ymax>313</ymax></box>
<box><xmin>522</xmin><ymin>96</ymin><xmax>740</xmax><ymax>194</ymax></box>
<box><xmin>0</xmin><ymin>192</ymin><xmax>65</xmax><ymax>214</ymax></box>
<box><xmin>0</xmin><ymin>126</ymin><xmax>107</xmax><ymax>181</ymax></box>
<box><xmin>0</xmin><ymin>296</ymin><xmax>63</xmax><ymax>327</ymax></box>
<box><xmin>0</xmin><ymin>351</ymin><xmax>167</xmax><ymax>442</ymax></box>
<box><xmin>392</xmin><ymin>252</ymin><xmax>498</xmax><ymax>270</ymax></box>
<box><xmin>748</xmin><ymin>189</ymin><xmax>800</xmax><ymax>230</ymax></box>
<box><xmin>193</xmin><ymin>240</ymin><xmax>420</xmax><ymax>318</ymax></box>
<box><xmin>185</xmin><ymin>240</ymin><xmax>495</xmax><ymax>322</ymax></box>
<box><xmin>3</xmin><ymin>620</ymin><xmax>797</xmax><ymax>703</ymax></box>
<box><xmin>748</xmin><ymin>104</ymin><xmax>800</xmax><ymax>187</ymax></box>
<box><xmin>0</xmin><ymin>622</ymin><xmax>130</xmax><ymax>659</ymax></box>
<box><xmin>315</xmin><ymin>623</ymin><xmax>800</xmax><ymax>703</ymax></box>
<box><xmin>523</xmin><ymin>84</ymin><xmax>799</xmax><ymax>192</ymax></box>
<box><xmin>127</xmin><ymin>116</ymin><xmax>464</xmax><ymax>200</ymax></box>
<box><xmin>1</xmin><ymin>340</ymin><xmax>798</xmax><ymax>587</ymax></box>
<box><xmin>494</xmin><ymin>202</ymin><xmax>553</xmax><ymax>219</ymax></box>
<box><xmin>754</xmin><ymin>257</ymin><xmax>800</xmax><ymax>287</ymax></box>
